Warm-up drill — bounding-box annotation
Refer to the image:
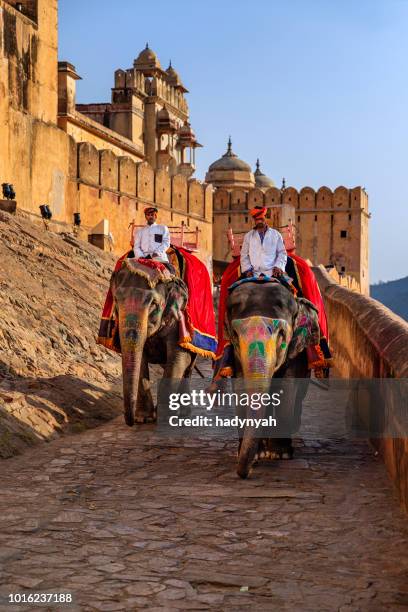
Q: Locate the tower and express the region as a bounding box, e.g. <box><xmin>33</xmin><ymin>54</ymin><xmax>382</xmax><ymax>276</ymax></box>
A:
<box><xmin>74</xmin><ymin>45</ymin><xmax>202</xmax><ymax>175</ymax></box>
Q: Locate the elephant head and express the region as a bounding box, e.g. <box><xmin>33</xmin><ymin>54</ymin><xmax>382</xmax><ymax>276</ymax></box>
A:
<box><xmin>111</xmin><ymin>265</ymin><xmax>188</xmax><ymax>425</ymax></box>
<box><xmin>226</xmin><ymin>281</ymin><xmax>319</xmax><ymax>477</ymax></box>
<box><xmin>227</xmin><ymin>283</ymin><xmax>319</xmax><ymax>381</ymax></box>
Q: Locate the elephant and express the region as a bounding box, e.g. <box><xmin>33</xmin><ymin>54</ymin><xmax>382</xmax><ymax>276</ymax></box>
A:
<box><xmin>225</xmin><ymin>280</ymin><xmax>320</xmax><ymax>478</ymax></box>
<box><xmin>110</xmin><ymin>263</ymin><xmax>196</xmax><ymax>426</ymax></box>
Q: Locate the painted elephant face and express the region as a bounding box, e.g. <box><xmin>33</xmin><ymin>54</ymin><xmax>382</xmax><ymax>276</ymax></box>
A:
<box><xmin>230</xmin><ymin>316</ymin><xmax>293</xmax><ymax>379</ymax></box>
<box><xmin>115</xmin><ymin>287</ymin><xmax>166</xmax><ymax>341</ymax></box>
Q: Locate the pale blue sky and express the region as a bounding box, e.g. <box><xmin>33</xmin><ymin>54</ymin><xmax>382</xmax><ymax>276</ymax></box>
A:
<box><xmin>59</xmin><ymin>0</ymin><xmax>408</xmax><ymax>283</ymax></box>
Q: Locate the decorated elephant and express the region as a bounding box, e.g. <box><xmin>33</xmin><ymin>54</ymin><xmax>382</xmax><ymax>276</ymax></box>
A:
<box><xmin>107</xmin><ymin>259</ymin><xmax>196</xmax><ymax>426</ymax></box>
<box><xmin>224</xmin><ymin>280</ymin><xmax>320</xmax><ymax>478</ymax></box>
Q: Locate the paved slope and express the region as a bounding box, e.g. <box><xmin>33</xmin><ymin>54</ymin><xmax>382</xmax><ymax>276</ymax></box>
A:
<box><xmin>0</xmin><ymin>384</ymin><xmax>407</xmax><ymax>611</ymax></box>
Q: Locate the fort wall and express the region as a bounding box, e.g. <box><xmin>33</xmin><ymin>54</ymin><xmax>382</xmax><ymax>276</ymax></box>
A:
<box><xmin>314</xmin><ymin>265</ymin><xmax>408</xmax><ymax>512</ymax></box>
<box><xmin>213</xmin><ymin>185</ymin><xmax>369</xmax><ymax>294</ymax></box>
<box><xmin>67</xmin><ymin>143</ymin><xmax>213</xmax><ymax>266</ymax></box>
<box><xmin>0</xmin><ymin>1</ymin><xmax>212</xmax><ymax>267</ymax></box>
<box><xmin>0</xmin><ymin>0</ymin><xmax>63</xmax><ymax>215</ymax></box>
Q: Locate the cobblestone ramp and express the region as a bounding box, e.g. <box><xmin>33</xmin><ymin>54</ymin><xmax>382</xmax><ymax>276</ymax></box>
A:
<box><xmin>0</xmin><ymin>382</ymin><xmax>407</xmax><ymax>612</ymax></box>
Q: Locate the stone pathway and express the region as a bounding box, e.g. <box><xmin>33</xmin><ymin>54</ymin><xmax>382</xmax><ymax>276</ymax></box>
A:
<box><xmin>0</xmin><ymin>382</ymin><xmax>407</xmax><ymax>611</ymax></box>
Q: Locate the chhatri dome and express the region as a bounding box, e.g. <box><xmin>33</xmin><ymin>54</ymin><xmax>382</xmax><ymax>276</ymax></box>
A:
<box><xmin>205</xmin><ymin>138</ymin><xmax>255</xmax><ymax>190</ymax></box>
<box><xmin>134</xmin><ymin>43</ymin><xmax>162</xmax><ymax>71</ymax></box>
<box><xmin>254</xmin><ymin>159</ymin><xmax>275</xmax><ymax>190</ymax></box>
<box><xmin>165</xmin><ymin>61</ymin><xmax>188</xmax><ymax>93</ymax></box>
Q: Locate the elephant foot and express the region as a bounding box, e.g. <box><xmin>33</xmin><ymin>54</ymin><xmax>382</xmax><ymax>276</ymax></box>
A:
<box><xmin>257</xmin><ymin>439</ymin><xmax>268</xmax><ymax>461</ymax></box>
<box><xmin>124</xmin><ymin>412</ymin><xmax>134</xmax><ymax>427</ymax></box>
<box><xmin>237</xmin><ymin>439</ymin><xmax>259</xmax><ymax>479</ymax></box>
<box><xmin>135</xmin><ymin>410</ymin><xmax>157</xmax><ymax>424</ymax></box>
<box><xmin>237</xmin><ymin>465</ymin><xmax>253</xmax><ymax>479</ymax></box>
<box><xmin>267</xmin><ymin>438</ymin><xmax>294</xmax><ymax>460</ymax></box>
<box><xmin>124</xmin><ymin>405</ymin><xmax>135</xmax><ymax>427</ymax></box>
<box><xmin>135</xmin><ymin>416</ymin><xmax>153</xmax><ymax>424</ymax></box>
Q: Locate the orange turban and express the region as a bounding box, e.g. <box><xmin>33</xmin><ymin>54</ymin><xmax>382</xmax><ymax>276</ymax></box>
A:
<box><xmin>249</xmin><ymin>206</ymin><xmax>267</xmax><ymax>220</ymax></box>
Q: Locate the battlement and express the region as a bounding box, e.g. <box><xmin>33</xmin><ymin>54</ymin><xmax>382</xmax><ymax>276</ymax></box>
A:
<box><xmin>213</xmin><ymin>185</ymin><xmax>369</xmax><ymax>212</ymax></box>
<box><xmin>70</xmin><ymin>142</ymin><xmax>211</xmax><ymax>218</ymax></box>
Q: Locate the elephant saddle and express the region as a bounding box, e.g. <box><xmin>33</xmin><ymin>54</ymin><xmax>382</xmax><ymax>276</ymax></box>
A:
<box><xmin>97</xmin><ymin>249</ymin><xmax>217</xmax><ymax>359</ymax></box>
<box><xmin>213</xmin><ymin>255</ymin><xmax>333</xmax><ymax>379</ymax></box>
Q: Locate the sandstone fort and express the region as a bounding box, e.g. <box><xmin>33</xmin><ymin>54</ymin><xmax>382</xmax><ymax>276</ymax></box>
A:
<box><xmin>1</xmin><ymin>0</ymin><xmax>369</xmax><ymax>293</ymax></box>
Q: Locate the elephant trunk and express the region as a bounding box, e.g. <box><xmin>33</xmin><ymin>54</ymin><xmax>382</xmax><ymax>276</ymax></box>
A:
<box><xmin>118</xmin><ymin>307</ymin><xmax>148</xmax><ymax>427</ymax></box>
<box><xmin>237</xmin><ymin>401</ymin><xmax>266</xmax><ymax>479</ymax></box>
<box><xmin>232</xmin><ymin>316</ymin><xmax>290</xmax><ymax>478</ymax></box>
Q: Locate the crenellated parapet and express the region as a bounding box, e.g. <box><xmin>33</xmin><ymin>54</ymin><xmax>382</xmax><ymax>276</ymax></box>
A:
<box><xmin>73</xmin><ymin>142</ymin><xmax>210</xmax><ymax>215</ymax></box>
<box><xmin>213</xmin><ymin>185</ymin><xmax>368</xmax><ymax>211</ymax></box>
<box><xmin>64</xmin><ymin>142</ymin><xmax>212</xmax><ymax>265</ymax></box>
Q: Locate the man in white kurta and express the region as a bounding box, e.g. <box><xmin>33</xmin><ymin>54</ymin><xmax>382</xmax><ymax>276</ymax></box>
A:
<box><xmin>240</xmin><ymin>206</ymin><xmax>287</xmax><ymax>278</ymax></box>
<box><xmin>133</xmin><ymin>207</ymin><xmax>170</xmax><ymax>263</ymax></box>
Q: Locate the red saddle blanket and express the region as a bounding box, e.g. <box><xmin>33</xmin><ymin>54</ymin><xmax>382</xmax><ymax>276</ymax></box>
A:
<box><xmin>97</xmin><ymin>250</ymin><xmax>217</xmax><ymax>359</ymax></box>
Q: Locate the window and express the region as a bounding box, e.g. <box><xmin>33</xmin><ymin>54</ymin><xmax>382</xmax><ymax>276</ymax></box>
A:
<box><xmin>297</xmin><ymin>215</ymin><xmax>300</xmax><ymax>222</ymax></box>
<box><xmin>314</xmin><ymin>215</ymin><xmax>317</xmax><ymax>221</ymax></box>
<box><xmin>348</xmin><ymin>213</ymin><xmax>352</xmax><ymax>221</ymax></box>
<box><xmin>340</xmin><ymin>230</ymin><xmax>347</xmax><ymax>238</ymax></box>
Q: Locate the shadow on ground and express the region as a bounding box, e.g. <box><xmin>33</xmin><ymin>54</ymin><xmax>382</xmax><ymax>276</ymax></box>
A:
<box><xmin>0</xmin><ymin>366</ymin><xmax>122</xmax><ymax>458</ymax></box>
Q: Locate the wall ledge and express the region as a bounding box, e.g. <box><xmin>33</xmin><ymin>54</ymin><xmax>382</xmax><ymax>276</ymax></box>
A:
<box><xmin>313</xmin><ymin>265</ymin><xmax>408</xmax><ymax>378</ymax></box>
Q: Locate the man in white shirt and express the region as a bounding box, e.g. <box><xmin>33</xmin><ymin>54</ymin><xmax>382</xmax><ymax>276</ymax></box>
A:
<box><xmin>133</xmin><ymin>207</ymin><xmax>170</xmax><ymax>263</ymax></box>
<box><xmin>240</xmin><ymin>206</ymin><xmax>287</xmax><ymax>278</ymax></box>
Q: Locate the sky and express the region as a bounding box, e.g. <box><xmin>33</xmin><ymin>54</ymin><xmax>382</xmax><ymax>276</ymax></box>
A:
<box><xmin>58</xmin><ymin>0</ymin><xmax>408</xmax><ymax>283</ymax></box>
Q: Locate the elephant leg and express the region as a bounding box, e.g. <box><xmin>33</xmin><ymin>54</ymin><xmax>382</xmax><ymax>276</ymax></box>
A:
<box><xmin>158</xmin><ymin>348</ymin><xmax>194</xmax><ymax>418</ymax></box>
<box><xmin>237</xmin><ymin>438</ymin><xmax>260</xmax><ymax>464</ymax></box>
<box><xmin>183</xmin><ymin>353</ymin><xmax>197</xmax><ymax>379</ymax></box>
<box><xmin>176</xmin><ymin>354</ymin><xmax>198</xmax><ymax>417</ymax></box>
<box><xmin>135</xmin><ymin>355</ymin><xmax>156</xmax><ymax>424</ymax></box>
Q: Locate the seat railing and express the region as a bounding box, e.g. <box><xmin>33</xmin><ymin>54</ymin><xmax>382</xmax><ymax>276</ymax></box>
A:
<box><xmin>129</xmin><ymin>220</ymin><xmax>200</xmax><ymax>252</ymax></box>
<box><xmin>227</xmin><ymin>221</ymin><xmax>296</xmax><ymax>257</ymax></box>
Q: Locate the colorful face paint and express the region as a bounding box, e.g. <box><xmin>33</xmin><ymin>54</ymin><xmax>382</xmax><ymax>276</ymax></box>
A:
<box><xmin>231</xmin><ymin>316</ymin><xmax>292</xmax><ymax>379</ymax></box>
<box><xmin>118</xmin><ymin>295</ymin><xmax>149</xmax><ymax>351</ymax></box>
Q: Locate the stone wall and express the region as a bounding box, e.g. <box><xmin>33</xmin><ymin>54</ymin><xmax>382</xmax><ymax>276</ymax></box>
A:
<box><xmin>314</xmin><ymin>265</ymin><xmax>408</xmax><ymax>512</ymax></box>
<box><xmin>67</xmin><ymin>143</ymin><xmax>213</xmax><ymax>266</ymax></box>
<box><xmin>213</xmin><ymin>185</ymin><xmax>369</xmax><ymax>294</ymax></box>
<box><xmin>0</xmin><ymin>0</ymin><xmax>212</xmax><ymax>266</ymax></box>
<box><xmin>0</xmin><ymin>0</ymin><xmax>64</xmax><ymax>215</ymax></box>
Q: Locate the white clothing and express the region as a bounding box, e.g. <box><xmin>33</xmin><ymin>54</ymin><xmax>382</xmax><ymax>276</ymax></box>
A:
<box><xmin>240</xmin><ymin>227</ymin><xmax>287</xmax><ymax>276</ymax></box>
<box><xmin>133</xmin><ymin>223</ymin><xmax>170</xmax><ymax>263</ymax></box>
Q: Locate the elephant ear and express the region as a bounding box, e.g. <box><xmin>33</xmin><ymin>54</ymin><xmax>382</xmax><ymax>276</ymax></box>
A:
<box><xmin>162</xmin><ymin>278</ymin><xmax>188</xmax><ymax>325</ymax></box>
<box><xmin>287</xmin><ymin>297</ymin><xmax>320</xmax><ymax>360</ymax></box>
